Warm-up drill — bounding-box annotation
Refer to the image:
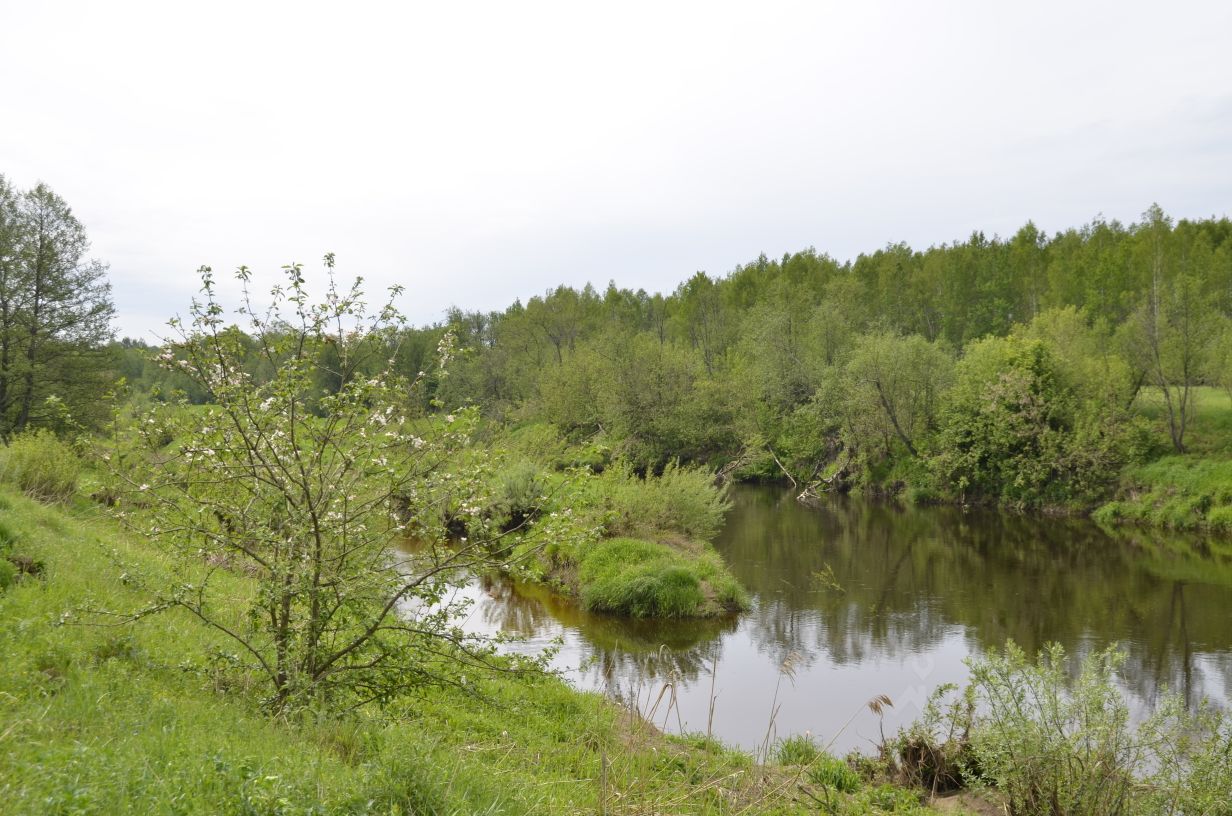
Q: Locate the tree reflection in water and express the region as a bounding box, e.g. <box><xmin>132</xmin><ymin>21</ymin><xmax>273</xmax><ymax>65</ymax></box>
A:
<box><xmin>454</xmin><ymin>486</ymin><xmax>1232</xmax><ymax>752</ymax></box>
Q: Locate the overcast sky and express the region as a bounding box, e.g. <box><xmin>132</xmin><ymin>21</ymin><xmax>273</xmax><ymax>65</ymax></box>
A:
<box><xmin>3</xmin><ymin>0</ymin><xmax>1231</xmax><ymax>339</ymax></box>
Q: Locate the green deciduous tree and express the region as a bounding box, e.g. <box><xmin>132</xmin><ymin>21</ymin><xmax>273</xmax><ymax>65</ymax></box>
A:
<box><xmin>934</xmin><ymin>336</ymin><xmax>1143</xmax><ymax>506</ymax></box>
<box><xmin>842</xmin><ymin>331</ymin><xmax>953</xmax><ymax>459</ymax></box>
<box><xmin>119</xmin><ymin>261</ymin><xmax>521</xmax><ymax>709</ymax></box>
<box><xmin>1123</xmin><ymin>274</ymin><xmax>1218</xmax><ymax>453</ymax></box>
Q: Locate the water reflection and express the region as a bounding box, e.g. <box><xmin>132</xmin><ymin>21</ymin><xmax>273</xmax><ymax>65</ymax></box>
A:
<box><xmin>472</xmin><ymin>574</ymin><xmax>735</xmax><ymax>683</ymax></box>
<box><xmin>452</xmin><ymin>486</ymin><xmax>1232</xmax><ymax>753</ymax></box>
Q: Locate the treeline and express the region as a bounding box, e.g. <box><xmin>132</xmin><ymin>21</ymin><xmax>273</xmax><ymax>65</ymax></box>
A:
<box><xmin>429</xmin><ymin>205</ymin><xmax>1232</xmax><ymax>508</ymax></box>
<box><xmin>121</xmin><ymin>205</ymin><xmax>1232</xmax><ymax>508</ymax></box>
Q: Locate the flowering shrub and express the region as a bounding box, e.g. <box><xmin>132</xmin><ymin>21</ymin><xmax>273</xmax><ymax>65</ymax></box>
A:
<box><xmin>115</xmin><ymin>260</ymin><xmax>526</xmax><ymax>709</ymax></box>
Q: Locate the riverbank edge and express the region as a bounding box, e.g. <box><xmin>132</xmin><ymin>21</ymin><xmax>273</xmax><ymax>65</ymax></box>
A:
<box><xmin>734</xmin><ymin>455</ymin><xmax>1232</xmax><ymax>537</ymax></box>
<box><xmin>0</xmin><ymin>484</ymin><xmax>961</xmax><ymax>814</ymax></box>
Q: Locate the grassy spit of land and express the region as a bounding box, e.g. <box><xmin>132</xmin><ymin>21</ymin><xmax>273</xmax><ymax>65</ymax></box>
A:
<box><xmin>446</xmin><ymin>423</ymin><xmax>749</xmax><ymax>619</ymax></box>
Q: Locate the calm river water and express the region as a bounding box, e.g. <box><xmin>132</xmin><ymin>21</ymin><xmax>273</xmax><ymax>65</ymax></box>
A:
<box><xmin>449</xmin><ymin>485</ymin><xmax>1232</xmax><ymax>755</ymax></box>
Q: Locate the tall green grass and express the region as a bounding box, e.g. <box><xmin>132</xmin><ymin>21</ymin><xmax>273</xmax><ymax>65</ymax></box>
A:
<box><xmin>1094</xmin><ymin>456</ymin><xmax>1232</xmax><ymax>531</ymax></box>
<box><xmin>578</xmin><ymin>537</ymin><xmax>747</xmax><ymax>617</ymax></box>
<box><xmin>0</xmin><ymin>429</ymin><xmax>80</xmax><ymax>502</ymax></box>
<box><xmin>586</xmin><ymin>461</ymin><xmax>732</xmax><ymax>542</ymax></box>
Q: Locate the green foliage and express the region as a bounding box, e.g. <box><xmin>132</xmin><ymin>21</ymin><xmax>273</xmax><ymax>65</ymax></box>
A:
<box><xmin>585</xmin><ymin>560</ymin><xmax>704</xmax><ymax>617</ymax></box>
<box><xmin>774</xmin><ymin>734</ymin><xmax>821</xmax><ymax>765</ymax></box>
<box><xmin>601</xmin><ymin>332</ymin><xmax>739</xmax><ymax>468</ymax></box>
<box><xmin>535</xmin><ymin>345</ymin><xmax>605</xmax><ymax>436</ymax></box>
<box><xmin>852</xmin><ymin>785</ymin><xmax>924</xmax><ymax>814</ymax></box>
<box><xmin>113</xmin><ymin>207</ymin><xmax>1232</xmax><ymax>519</ymax></box>
<box><xmin>1121</xmin><ymin>272</ymin><xmax>1219</xmax><ymax>453</ymax></box>
<box><xmin>933</xmin><ymin>337</ymin><xmax>1069</xmax><ymax>505</ymax></box>
<box><xmin>0</xmin><ymin>429</ymin><xmax>80</xmax><ymax>502</ymax></box>
<box><xmin>488</xmin><ymin>458</ymin><xmax>547</xmax><ymax>530</ymax></box>
<box><xmin>0</xmin><ymin>514</ymin><xmax>29</xmax><ymax>591</ymax></box>
<box><xmin>1094</xmin><ymin>455</ymin><xmax>1232</xmax><ymax>530</ymax></box>
<box><xmin>968</xmin><ymin>643</ymin><xmax>1140</xmax><ymax>813</ymax></box>
<box><xmin>587</xmin><ymin>461</ymin><xmax>731</xmax><ymax>542</ymax></box>
<box><xmin>932</xmin><ymin>336</ymin><xmax>1143</xmax><ymax>507</ymax></box>
<box><xmin>1135</xmin><ymin>386</ymin><xmax>1232</xmax><ymax>455</ymax></box>
<box><xmin>115</xmin><ymin>264</ymin><xmax>518</xmax><ymax>710</ymax></box>
<box><xmin>892</xmin><ymin>682</ymin><xmax>973</xmax><ymax>795</ymax></box>
<box><xmin>914</xmin><ymin>641</ymin><xmax>1232</xmax><ymax>816</ymax></box>
<box><xmin>839</xmin><ymin>331</ymin><xmax>953</xmax><ymax>462</ymax></box>
<box><xmin>0</xmin><ymin>176</ymin><xmax>116</xmax><ymax>438</ymax></box>
<box><xmin>466</xmin><ymin>424</ymin><xmax>746</xmax><ymax>619</ymax></box>
<box><xmin>577</xmin><ymin>537</ymin><xmax>746</xmax><ymax>617</ymax></box>
<box><xmin>0</xmin><ymin>515</ymin><xmax>17</xmax><ymax>547</ymax></box>
<box><xmin>806</xmin><ymin>754</ymin><xmax>863</xmax><ymax>794</ymax></box>
<box><xmin>772</xmin><ymin>735</ymin><xmax>893</xmax><ymax>814</ymax></box>
<box><xmin>1013</xmin><ymin>306</ymin><xmax>1134</xmax><ymax>406</ymax></box>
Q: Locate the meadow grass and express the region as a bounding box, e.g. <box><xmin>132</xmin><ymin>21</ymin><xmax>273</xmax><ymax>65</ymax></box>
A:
<box><xmin>577</xmin><ymin>537</ymin><xmax>748</xmax><ymax>618</ymax></box>
<box><xmin>1094</xmin><ymin>456</ymin><xmax>1232</xmax><ymax>531</ymax></box>
<box><xmin>0</xmin><ymin>486</ymin><xmax>937</xmax><ymax>815</ymax></box>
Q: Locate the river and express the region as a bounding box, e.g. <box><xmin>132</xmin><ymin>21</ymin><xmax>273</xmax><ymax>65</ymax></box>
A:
<box><xmin>447</xmin><ymin>484</ymin><xmax>1232</xmax><ymax>756</ymax></box>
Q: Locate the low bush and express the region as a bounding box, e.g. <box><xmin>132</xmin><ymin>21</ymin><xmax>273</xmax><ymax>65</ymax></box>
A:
<box><xmin>489</xmin><ymin>458</ymin><xmax>547</xmax><ymax>531</ymax></box>
<box><xmin>589</xmin><ymin>461</ymin><xmax>730</xmax><ymax>542</ymax></box>
<box><xmin>0</xmin><ymin>430</ymin><xmax>80</xmax><ymax>503</ymax></box>
<box><xmin>907</xmin><ymin>641</ymin><xmax>1232</xmax><ymax>815</ymax></box>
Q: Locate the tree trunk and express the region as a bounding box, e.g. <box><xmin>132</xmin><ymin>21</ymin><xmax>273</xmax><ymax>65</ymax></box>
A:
<box><xmin>874</xmin><ymin>380</ymin><xmax>918</xmax><ymax>456</ymax></box>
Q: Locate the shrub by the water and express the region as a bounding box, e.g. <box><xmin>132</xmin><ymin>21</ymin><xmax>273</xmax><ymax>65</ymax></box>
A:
<box><xmin>589</xmin><ymin>461</ymin><xmax>730</xmax><ymax>542</ymax></box>
<box><xmin>0</xmin><ymin>430</ymin><xmax>80</xmax><ymax>503</ymax></box>
<box><xmin>490</xmin><ymin>458</ymin><xmax>546</xmax><ymax>531</ymax></box>
<box><xmin>907</xmin><ymin>641</ymin><xmax>1232</xmax><ymax>815</ymax></box>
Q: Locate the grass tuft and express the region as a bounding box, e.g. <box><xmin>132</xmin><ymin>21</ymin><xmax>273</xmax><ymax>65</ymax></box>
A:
<box><xmin>577</xmin><ymin>537</ymin><xmax>747</xmax><ymax>617</ymax></box>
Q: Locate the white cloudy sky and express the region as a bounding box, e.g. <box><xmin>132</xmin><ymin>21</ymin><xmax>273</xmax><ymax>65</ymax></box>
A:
<box><xmin>3</xmin><ymin>0</ymin><xmax>1231</xmax><ymax>338</ymax></box>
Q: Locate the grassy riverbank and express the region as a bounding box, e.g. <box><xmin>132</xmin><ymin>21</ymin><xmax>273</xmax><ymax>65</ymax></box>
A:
<box><xmin>0</xmin><ymin>485</ymin><xmax>941</xmax><ymax>815</ymax></box>
<box><xmin>1094</xmin><ymin>387</ymin><xmax>1232</xmax><ymax>532</ymax></box>
<box><xmin>1094</xmin><ymin>455</ymin><xmax>1232</xmax><ymax>531</ymax></box>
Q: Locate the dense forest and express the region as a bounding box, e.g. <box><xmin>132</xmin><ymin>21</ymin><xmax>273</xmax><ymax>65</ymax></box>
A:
<box><xmin>114</xmin><ymin>205</ymin><xmax>1232</xmax><ymax>511</ymax></box>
